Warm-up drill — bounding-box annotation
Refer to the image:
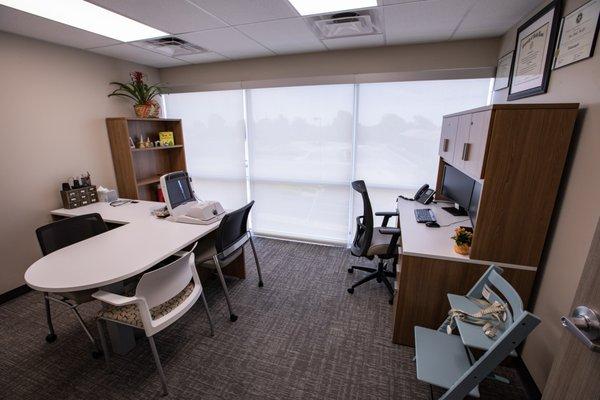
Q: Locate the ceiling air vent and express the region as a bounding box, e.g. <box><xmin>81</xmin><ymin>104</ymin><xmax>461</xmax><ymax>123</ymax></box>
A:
<box><xmin>135</xmin><ymin>37</ymin><xmax>207</xmax><ymax>57</ymax></box>
<box><xmin>311</xmin><ymin>9</ymin><xmax>381</xmax><ymax>39</ymax></box>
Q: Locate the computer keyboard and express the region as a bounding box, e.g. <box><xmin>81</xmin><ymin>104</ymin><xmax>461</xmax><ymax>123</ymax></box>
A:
<box><xmin>414</xmin><ymin>208</ymin><xmax>436</xmax><ymax>223</ymax></box>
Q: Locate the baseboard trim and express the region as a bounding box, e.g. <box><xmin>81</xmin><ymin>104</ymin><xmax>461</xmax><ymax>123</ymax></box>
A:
<box><xmin>516</xmin><ymin>356</ymin><xmax>542</xmax><ymax>400</ymax></box>
<box><xmin>0</xmin><ymin>284</ymin><xmax>32</xmax><ymax>305</ymax></box>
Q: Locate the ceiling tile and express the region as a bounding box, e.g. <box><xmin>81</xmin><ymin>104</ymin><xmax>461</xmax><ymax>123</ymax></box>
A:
<box><xmin>179</xmin><ymin>28</ymin><xmax>274</xmax><ymax>59</ymax></box>
<box><xmin>91</xmin><ymin>44</ymin><xmax>189</xmax><ymax>68</ymax></box>
<box><xmin>237</xmin><ymin>18</ymin><xmax>325</xmax><ymax>54</ymax></box>
<box><xmin>188</xmin><ymin>0</ymin><xmax>299</xmax><ymax>25</ymax></box>
<box><xmin>175</xmin><ymin>52</ymin><xmax>229</xmax><ymax>63</ymax></box>
<box><xmin>452</xmin><ymin>0</ymin><xmax>545</xmax><ymax>40</ymax></box>
<box><xmin>383</xmin><ymin>0</ymin><xmax>476</xmax><ymax>45</ymax></box>
<box><xmin>323</xmin><ymin>34</ymin><xmax>385</xmax><ymax>50</ymax></box>
<box><xmin>0</xmin><ymin>5</ymin><xmax>119</xmax><ymax>49</ymax></box>
<box><xmin>87</xmin><ymin>0</ymin><xmax>226</xmax><ymax>35</ymax></box>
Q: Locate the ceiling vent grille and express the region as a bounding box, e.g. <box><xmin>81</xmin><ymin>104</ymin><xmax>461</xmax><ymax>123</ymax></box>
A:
<box><xmin>311</xmin><ymin>10</ymin><xmax>381</xmax><ymax>39</ymax></box>
<box><xmin>136</xmin><ymin>37</ymin><xmax>207</xmax><ymax>57</ymax></box>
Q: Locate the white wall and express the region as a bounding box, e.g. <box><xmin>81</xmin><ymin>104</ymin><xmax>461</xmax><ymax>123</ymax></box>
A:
<box><xmin>492</xmin><ymin>0</ymin><xmax>600</xmax><ymax>390</ymax></box>
<box><xmin>0</xmin><ymin>32</ymin><xmax>159</xmax><ymax>295</ymax></box>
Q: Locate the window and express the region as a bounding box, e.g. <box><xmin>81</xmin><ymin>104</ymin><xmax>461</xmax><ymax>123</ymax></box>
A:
<box><xmin>164</xmin><ymin>90</ymin><xmax>247</xmax><ymax>209</ymax></box>
<box><xmin>165</xmin><ymin>78</ymin><xmax>491</xmax><ymax>244</ymax></box>
<box><xmin>247</xmin><ymin>85</ymin><xmax>354</xmax><ymax>243</ymax></box>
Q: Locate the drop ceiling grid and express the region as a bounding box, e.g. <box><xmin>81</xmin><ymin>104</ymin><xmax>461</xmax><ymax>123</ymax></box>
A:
<box><xmin>0</xmin><ymin>0</ymin><xmax>547</xmax><ymax>68</ymax></box>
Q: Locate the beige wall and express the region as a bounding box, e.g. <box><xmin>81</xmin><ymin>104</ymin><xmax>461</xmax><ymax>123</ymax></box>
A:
<box><xmin>0</xmin><ymin>32</ymin><xmax>158</xmax><ymax>295</ymax></box>
<box><xmin>159</xmin><ymin>38</ymin><xmax>500</xmax><ymax>92</ymax></box>
<box><xmin>492</xmin><ymin>0</ymin><xmax>600</xmax><ymax>390</ymax></box>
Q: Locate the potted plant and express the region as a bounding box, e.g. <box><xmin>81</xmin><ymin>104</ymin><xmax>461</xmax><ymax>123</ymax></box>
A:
<box><xmin>451</xmin><ymin>226</ymin><xmax>473</xmax><ymax>255</ymax></box>
<box><xmin>108</xmin><ymin>71</ymin><xmax>162</xmax><ymax>118</ymax></box>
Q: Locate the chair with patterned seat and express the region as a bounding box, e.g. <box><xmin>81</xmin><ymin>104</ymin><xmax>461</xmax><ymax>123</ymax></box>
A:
<box><xmin>93</xmin><ymin>244</ymin><xmax>213</xmax><ymax>396</ymax></box>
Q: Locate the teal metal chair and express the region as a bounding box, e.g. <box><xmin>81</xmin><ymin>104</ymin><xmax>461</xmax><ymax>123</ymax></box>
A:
<box><xmin>414</xmin><ymin>266</ymin><xmax>541</xmax><ymax>399</ymax></box>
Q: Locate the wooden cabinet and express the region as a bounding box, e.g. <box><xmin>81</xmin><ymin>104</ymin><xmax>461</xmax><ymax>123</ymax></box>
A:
<box><xmin>435</xmin><ymin>104</ymin><xmax>579</xmax><ymax>267</ymax></box>
<box><xmin>438</xmin><ymin>116</ymin><xmax>458</xmax><ymax>162</ymax></box>
<box><xmin>444</xmin><ymin>111</ymin><xmax>491</xmax><ymax>179</ymax></box>
<box><xmin>463</xmin><ymin>110</ymin><xmax>491</xmax><ymax>179</ymax></box>
<box><xmin>106</xmin><ymin>118</ymin><xmax>187</xmax><ymax>201</ymax></box>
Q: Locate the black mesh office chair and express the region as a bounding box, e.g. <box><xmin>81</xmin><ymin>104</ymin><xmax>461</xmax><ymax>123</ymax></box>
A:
<box><xmin>347</xmin><ymin>180</ymin><xmax>401</xmax><ymax>304</ymax></box>
<box><xmin>35</xmin><ymin>213</ymin><xmax>108</xmax><ymax>357</ymax></box>
<box><xmin>195</xmin><ymin>201</ymin><xmax>263</xmax><ymax>322</ymax></box>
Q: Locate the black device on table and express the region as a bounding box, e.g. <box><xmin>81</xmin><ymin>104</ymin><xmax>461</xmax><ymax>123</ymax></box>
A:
<box><xmin>399</xmin><ymin>184</ymin><xmax>436</xmax><ymax>205</ymax></box>
<box><xmin>414</xmin><ymin>208</ymin><xmax>436</xmax><ymax>223</ymax></box>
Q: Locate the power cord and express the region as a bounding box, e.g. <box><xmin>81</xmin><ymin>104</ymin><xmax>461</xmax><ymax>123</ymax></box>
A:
<box><xmin>438</xmin><ymin>218</ymin><xmax>470</xmax><ymax>228</ymax></box>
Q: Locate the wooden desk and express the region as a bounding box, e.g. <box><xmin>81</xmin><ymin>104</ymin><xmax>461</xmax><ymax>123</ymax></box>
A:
<box><xmin>392</xmin><ymin>199</ymin><xmax>537</xmax><ymax>346</ymax></box>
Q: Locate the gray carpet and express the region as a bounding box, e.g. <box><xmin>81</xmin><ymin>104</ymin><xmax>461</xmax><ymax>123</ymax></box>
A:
<box><xmin>0</xmin><ymin>238</ymin><xmax>529</xmax><ymax>399</ymax></box>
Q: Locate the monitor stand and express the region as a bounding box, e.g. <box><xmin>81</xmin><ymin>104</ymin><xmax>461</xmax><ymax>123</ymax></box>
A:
<box><xmin>442</xmin><ymin>206</ymin><xmax>468</xmax><ymax>216</ymax></box>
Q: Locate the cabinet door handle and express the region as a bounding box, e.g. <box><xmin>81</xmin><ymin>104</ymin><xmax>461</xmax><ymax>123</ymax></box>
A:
<box><xmin>461</xmin><ymin>143</ymin><xmax>470</xmax><ymax>161</ymax></box>
<box><xmin>443</xmin><ymin>138</ymin><xmax>449</xmax><ymax>152</ymax></box>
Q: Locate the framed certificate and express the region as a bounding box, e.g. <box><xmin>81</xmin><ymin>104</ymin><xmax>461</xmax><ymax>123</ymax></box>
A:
<box><xmin>508</xmin><ymin>0</ymin><xmax>563</xmax><ymax>101</ymax></box>
<box><xmin>553</xmin><ymin>0</ymin><xmax>600</xmax><ymax>69</ymax></box>
<box><xmin>494</xmin><ymin>51</ymin><xmax>513</xmax><ymax>91</ymax></box>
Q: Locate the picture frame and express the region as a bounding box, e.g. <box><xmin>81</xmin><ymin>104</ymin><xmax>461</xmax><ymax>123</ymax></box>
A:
<box><xmin>494</xmin><ymin>51</ymin><xmax>513</xmax><ymax>91</ymax></box>
<box><xmin>553</xmin><ymin>0</ymin><xmax>600</xmax><ymax>69</ymax></box>
<box><xmin>508</xmin><ymin>0</ymin><xmax>563</xmax><ymax>101</ymax></box>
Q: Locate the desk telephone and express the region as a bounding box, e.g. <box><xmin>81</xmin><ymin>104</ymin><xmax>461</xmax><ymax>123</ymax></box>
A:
<box><xmin>399</xmin><ymin>184</ymin><xmax>435</xmax><ymax>205</ymax></box>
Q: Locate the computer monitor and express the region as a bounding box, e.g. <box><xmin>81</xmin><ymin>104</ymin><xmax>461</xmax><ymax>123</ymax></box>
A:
<box><xmin>469</xmin><ymin>181</ymin><xmax>482</xmax><ymax>228</ymax></box>
<box><xmin>441</xmin><ymin>164</ymin><xmax>474</xmax><ymax>216</ymax></box>
<box><xmin>160</xmin><ymin>171</ymin><xmax>195</xmax><ymax>212</ymax></box>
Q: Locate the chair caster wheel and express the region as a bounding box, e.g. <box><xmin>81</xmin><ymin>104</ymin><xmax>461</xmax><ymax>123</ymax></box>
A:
<box><xmin>45</xmin><ymin>333</ymin><xmax>57</xmax><ymax>343</ymax></box>
<box><xmin>347</xmin><ymin>268</ymin><xmax>353</xmax><ymax>274</ymax></box>
<box><xmin>347</xmin><ymin>288</ymin><xmax>354</xmax><ymax>294</ymax></box>
<box><xmin>91</xmin><ymin>350</ymin><xmax>103</xmax><ymax>359</ymax></box>
<box><xmin>229</xmin><ymin>314</ymin><xmax>238</xmax><ymax>322</ymax></box>
<box><xmin>258</xmin><ymin>281</ymin><xmax>264</xmax><ymax>287</ymax></box>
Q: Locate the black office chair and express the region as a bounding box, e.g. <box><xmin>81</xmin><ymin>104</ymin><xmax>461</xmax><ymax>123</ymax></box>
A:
<box><xmin>195</xmin><ymin>201</ymin><xmax>263</xmax><ymax>322</ymax></box>
<box><xmin>347</xmin><ymin>180</ymin><xmax>401</xmax><ymax>304</ymax></box>
<box><xmin>35</xmin><ymin>213</ymin><xmax>108</xmax><ymax>357</ymax></box>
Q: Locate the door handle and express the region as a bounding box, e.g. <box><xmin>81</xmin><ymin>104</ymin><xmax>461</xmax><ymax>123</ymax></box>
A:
<box><xmin>461</xmin><ymin>143</ymin><xmax>470</xmax><ymax>161</ymax></box>
<box><xmin>443</xmin><ymin>138</ymin><xmax>449</xmax><ymax>152</ymax></box>
<box><xmin>561</xmin><ymin>306</ymin><xmax>600</xmax><ymax>352</ymax></box>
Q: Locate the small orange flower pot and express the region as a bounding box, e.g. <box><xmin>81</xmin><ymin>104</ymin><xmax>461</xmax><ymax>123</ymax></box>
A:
<box><xmin>453</xmin><ymin>244</ymin><xmax>470</xmax><ymax>255</ymax></box>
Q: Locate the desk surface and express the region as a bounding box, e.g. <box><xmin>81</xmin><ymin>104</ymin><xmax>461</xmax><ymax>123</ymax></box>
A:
<box><xmin>397</xmin><ymin>199</ymin><xmax>534</xmax><ymax>271</ymax></box>
<box><xmin>25</xmin><ymin>201</ymin><xmax>220</xmax><ymax>293</ymax></box>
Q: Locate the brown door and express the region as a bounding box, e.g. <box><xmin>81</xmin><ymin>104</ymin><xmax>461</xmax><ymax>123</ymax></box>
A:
<box><xmin>543</xmin><ymin>218</ymin><xmax>600</xmax><ymax>399</ymax></box>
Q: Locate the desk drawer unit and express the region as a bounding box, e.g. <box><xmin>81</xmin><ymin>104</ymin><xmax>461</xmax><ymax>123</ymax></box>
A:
<box><xmin>60</xmin><ymin>186</ymin><xmax>98</xmax><ymax>209</ymax></box>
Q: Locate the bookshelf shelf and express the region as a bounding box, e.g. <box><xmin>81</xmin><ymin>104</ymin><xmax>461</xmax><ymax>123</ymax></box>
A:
<box><xmin>106</xmin><ymin>118</ymin><xmax>187</xmax><ymax>201</ymax></box>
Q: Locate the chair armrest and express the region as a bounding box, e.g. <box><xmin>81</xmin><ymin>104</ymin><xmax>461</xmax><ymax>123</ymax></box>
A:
<box><xmin>379</xmin><ymin>227</ymin><xmax>402</xmax><ymax>255</ymax></box>
<box><xmin>92</xmin><ymin>290</ymin><xmax>139</xmax><ymax>306</ymax></box>
<box><xmin>379</xmin><ymin>227</ymin><xmax>401</xmax><ymax>235</ymax></box>
<box><xmin>375</xmin><ymin>211</ymin><xmax>399</xmax><ymax>227</ymax></box>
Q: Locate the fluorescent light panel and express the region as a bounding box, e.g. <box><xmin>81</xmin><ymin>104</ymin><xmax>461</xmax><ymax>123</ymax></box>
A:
<box><xmin>0</xmin><ymin>0</ymin><xmax>168</xmax><ymax>42</ymax></box>
<box><xmin>288</xmin><ymin>0</ymin><xmax>377</xmax><ymax>16</ymax></box>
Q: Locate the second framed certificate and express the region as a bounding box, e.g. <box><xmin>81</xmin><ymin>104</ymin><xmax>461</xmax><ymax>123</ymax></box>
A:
<box><xmin>553</xmin><ymin>0</ymin><xmax>600</xmax><ymax>69</ymax></box>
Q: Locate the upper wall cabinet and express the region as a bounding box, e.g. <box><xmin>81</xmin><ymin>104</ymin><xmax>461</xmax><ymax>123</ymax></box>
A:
<box><xmin>438</xmin><ymin>116</ymin><xmax>459</xmax><ymax>163</ymax></box>
<box><xmin>436</xmin><ymin>104</ymin><xmax>579</xmax><ymax>266</ymax></box>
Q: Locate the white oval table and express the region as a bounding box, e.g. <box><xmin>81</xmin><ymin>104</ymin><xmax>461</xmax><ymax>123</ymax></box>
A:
<box><xmin>25</xmin><ymin>200</ymin><xmax>221</xmax><ymax>353</ymax></box>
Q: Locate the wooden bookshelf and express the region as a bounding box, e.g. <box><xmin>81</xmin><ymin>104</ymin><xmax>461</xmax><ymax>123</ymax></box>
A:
<box><xmin>106</xmin><ymin>118</ymin><xmax>187</xmax><ymax>201</ymax></box>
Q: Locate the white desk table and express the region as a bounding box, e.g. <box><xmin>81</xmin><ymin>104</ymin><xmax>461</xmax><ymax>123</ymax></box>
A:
<box><xmin>24</xmin><ymin>200</ymin><xmax>224</xmax><ymax>354</ymax></box>
<box><xmin>392</xmin><ymin>199</ymin><xmax>538</xmax><ymax>346</ymax></box>
<box><xmin>25</xmin><ymin>201</ymin><xmax>220</xmax><ymax>293</ymax></box>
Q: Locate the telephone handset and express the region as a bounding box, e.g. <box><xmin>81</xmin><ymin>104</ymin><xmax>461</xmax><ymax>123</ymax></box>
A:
<box><xmin>399</xmin><ymin>184</ymin><xmax>436</xmax><ymax>205</ymax></box>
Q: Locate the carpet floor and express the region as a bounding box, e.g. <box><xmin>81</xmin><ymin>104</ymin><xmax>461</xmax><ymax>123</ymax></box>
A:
<box><xmin>0</xmin><ymin>237</ymin><xmax>529</xmax><ymax>399</ymax></box>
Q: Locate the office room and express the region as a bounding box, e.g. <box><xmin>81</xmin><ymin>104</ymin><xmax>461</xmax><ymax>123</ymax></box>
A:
<box><xmin>1</xmin><ymin>0</ymin><xmax>599</xmax><ymax>399</ymax></box>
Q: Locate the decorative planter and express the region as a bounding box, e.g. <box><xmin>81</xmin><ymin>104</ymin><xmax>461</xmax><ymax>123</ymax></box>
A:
<box><xmin>453</xmin><ymin>244</ymin><xmax>470</xmax><ymax>255</ymax></box>
<box><xmin>134</xmin><ymin>100</ymin><xmax>160</xmax><ymax>118</ymax></box>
